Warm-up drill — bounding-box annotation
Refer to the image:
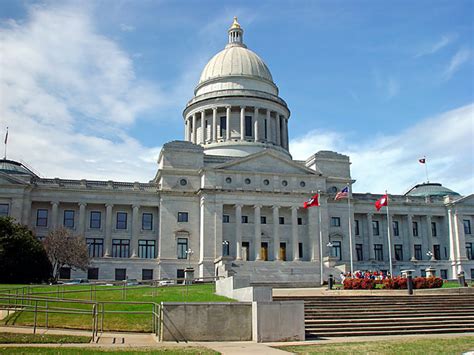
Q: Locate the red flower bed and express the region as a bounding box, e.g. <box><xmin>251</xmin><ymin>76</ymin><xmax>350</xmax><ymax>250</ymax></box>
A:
<box><xmin>343</xmin><ymin>278</ymin><xmax>376</xmax><ymax>289</ymax></box>
<box><xmin>382</xmin><ymin>276</ymin><xmax>443</xmax><ymax>289</ymax></box>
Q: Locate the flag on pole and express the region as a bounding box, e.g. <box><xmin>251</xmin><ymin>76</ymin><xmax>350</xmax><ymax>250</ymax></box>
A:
<box><xmin>4</xmin><ymin>128</ymin><xmax>8</xmax><ymax>145</ymax></box>
<box><xmin>303</xmin><ymin>193</ymin><xmax>319</xmax><ymax>208</ymax></box>
<box><xmin>375</xmin><ymin>194</ymin><xmax>388</xmax><ymax>211</ymax></box>
<box><xmin>335</xmin><ymin>186</ymin><xmax>349</xmax><ymax>200</ymax></box>
<box><xmin>419</xmin><ymin>157</ymin><xmax>426</xmax><ymax>164</ymax></box>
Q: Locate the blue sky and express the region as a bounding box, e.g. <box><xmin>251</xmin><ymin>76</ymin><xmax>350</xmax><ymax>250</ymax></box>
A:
<box><xmin>0</xmin><ymin>0</ymin><xmax>473</xmax><ymax>194</ymax></box>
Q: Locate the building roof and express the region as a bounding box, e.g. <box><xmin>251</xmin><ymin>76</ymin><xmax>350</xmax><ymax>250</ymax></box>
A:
<box><xmin>0</xmin><ymin>159</ymin><xmax>38</xmax><ymax>177</ymax></box>
<box><xmin>404</xmin><ymin>182</ymin><xmax>460</xmax><ymax>197</ymax></box>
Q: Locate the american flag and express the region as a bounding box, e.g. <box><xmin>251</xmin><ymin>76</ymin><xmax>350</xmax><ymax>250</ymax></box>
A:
<box><xmin>335</xmin><ymin>186</ymin><xmax>349</xmax><ymax>200</ymax></box>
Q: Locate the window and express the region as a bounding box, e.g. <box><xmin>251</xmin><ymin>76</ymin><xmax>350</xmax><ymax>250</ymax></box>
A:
<box><xmin>298</xmin><ymin>243</ymin><xmax>303</xmax><ymax>259</ymax></box>
<box><xmin>112</xmin><ymin>239</ymin><xmax>130</xmax><ymax>258</ymax></box>
<box><xmin>279</xmin><ymin>217</ymin><xmax>285</xmax><ymax>225</ymax></box>
<box><xmin>87</xmin><ymin>268</ymin><xmax>99</xmax><ymax>280</ymax></box>
<box><xmin>223</xmin><ymin>214</ymin><xmax>230</xmax><ymax>223</ymax></box>
<box><xmin>115</xmin><ymin>268</ymin><xmax>126</xmax><ymax>281</ymax></box>
<box><xmin>241</xmin><ymin>215</ymin><xmax>248</xmax><ymax>223</ymax></box>
<box><xmin>392</xmin><ymin>221</ymin><xmax>399</xmax><ymax>236</ymax></box>
<box><xmin>374</xmin><ymin>244</ymin><xmax>383</xmax><ymax>261</ymax></box>
<box><xmin>244</xmin><ymin>178</ymin><xmax>251</xmax><ymax>184</ymax></box>
<box><xmin>142</xmin><ymin>213</ymin><xmax>153</xmax><ymax>230</ymax></box>
<box><xmin>414</xmin><ymin>244</ymin><xmax>422</xmax><ymax>260</ymax></box>
<box><xmin>372</xmin><ymin>220</ymin><xmax>380</xmax><ymax>236</ymax></box>
<box><xmin>261</xmin><ymin>216</ymin><xmax>267</xmax><ymax>224</ymax></box>
<box><xmin>471</xmin><ymin>269</ymin><xmax>474</xmax><ymax>281</ymax></box>
<box><xmin>412</xmin><ymin>221</ymin><xmax>419</xmax><ymax>236</ymax></box>
<box><xmin>467</xmin><ymin>243</ymin><xmax>474</xmax><ymax>260</ymax></box>
<box><xmin>116</xmin><ymin>212</ymin><xmax>127</xmax><ymax>229</ymax></box>
<box><xmin>464</xmin><ymin>220</ymin><xmax>472</xmax><ymax>234</ymax></box>
<box><xmin>300</xmin><ymin>181</ymin><xmax>306</xmax><ymax>187</ymax></box>
<box><xmin>420</xmin><ymin>269</ymin><xmax>426</xmax><ymax>278</ymax></box>
<box><xmin>0</xmin><ymin>204</ymin><xmax>9</xmax><ymax>216</ymax></box>
<box><xmin>90</xmin><ymin>211</ymin><xmax>101</xmax><ymax>229</ymax></box>
<box><xmin>180</xmin><ymin>178</ymin><xmax>187</xmax><ymax>186</ymax></box>
<box><xmin>225</xmin><ymin>177</ymin><xmax>232</xmax><ymax>184</ymax></box>
<box><xmin>87</xmin><ymin>238</ymin><xmax>104</xmax><ymax>258</ymax></box>
<box><xmin>219</xmin><ymin>116</ymin><xmax>226</xmax><ymax>137</ymax></box>
<box><xmin>297</xmin><ymin>217</ymin><xmax>303</xmax><ymax>225</ymax></box>
<box><xmin>433</xmin><ymin>244</ymin><xmax>441</xmax><ymax>260</ymax></box>
<box><xmin>245</xmin><ymin>116</ymin><xmax>252</xmax><ymax>137</ymax></box>
<box><xmin>177</xmin><ymin>269</ymin><xmax>185</xmax><ymax>279</ymax></box>
<box><xmin>331</xmin><ymin>217</ymin><xmax>341</xmax><ymax>227</ymax></box>
<box><xmin>356</xmin><ymin>244</ymin><xmax>363</xmax><ymax>261</ymax></box>
<box><xmin>36</xmin><ymin>209</ymin><xmax>48</xmax><ymax>227</ymax></box>
<box><xmin>264</xmin><ymin>119</ymin><xmax>268</xmax><ymax>139</ymax></box>
<box><xmin>431</xmin><ymin>222</ymin><xmax>437</xmax><ymax>237</ymax></box>
<box><xmin>139</xmin><ymin>240</ymin><xmax>156</xmax><ymax>259</ymax></box>
<box><xmin>177</xmin><ymin>212</ymin><xmax>188</xmax><ymax>222</ymax></box>
<box><xmin>177</xmin><ymin>238</ymin><xmax>188</xmax><ymax>259</ymax></box>
<box><xmin>282</xmin><ymin>180</ymin><xmax>288</xmax><ymax>186</ymax></box>
<box><xmin>64</xmin><ymin>210</ymin><xmax>75</xmax><ymax>228</ymax></box>
<box><xmin>331</xmin><ymin>241</ymin><xmax>342</xmax><ymax>260</ymax></box>
<box><xmin>142</xmin><ymin>269</ymin><xmax>153</xmax><ymax>280</ymax></box>
<box><xmin>394</xmin><ymin>244</ymin><xmax>403</xmax><ymax>261</ymax></box>
<box><xmin>59</xmin><ymin>267</ymin><xmax>71</xmax><ymax>280</ymax></box>
<box><xmin>440</xmin><ymin>269</ymin><xmax>448</xmax><ymax>280</ymax></box>
<box><xmin>263</xmin><ymin>179</ymin><xmax>269</xmax><ymax>185</ymax></box>
<box><xmin>355</xmin><ymin>220</ymin><xmax>360</xmax><ymax>235</ymax></box>
<box><xmin>222</xmin><ymin>240</ymin><xmax>230</xmax><ymax>256</ymax></box>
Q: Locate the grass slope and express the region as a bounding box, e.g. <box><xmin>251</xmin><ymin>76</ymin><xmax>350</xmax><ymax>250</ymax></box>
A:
<box><xmin>0</xmin><ymin>332</ymin><xmax>90</xmax><ymax>344</ymax></box>
<box><xmin>0</xmin><ymin>347</ymin><xmax>218</xmax><ymax>354</ymax></box>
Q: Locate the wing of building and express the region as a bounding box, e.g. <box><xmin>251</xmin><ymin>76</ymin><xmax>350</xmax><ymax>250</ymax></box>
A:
<box><xmin>1</xmin><ymin>18</ymin><xmax>473</xmax><ymax>283</ymax></box>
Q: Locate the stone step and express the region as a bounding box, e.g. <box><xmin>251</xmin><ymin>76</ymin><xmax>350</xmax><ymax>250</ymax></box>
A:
<box><xmin>304</xmin><ymin>305</ymin><xmax>474</xmax><ymax>311</ymax></box>
<box><xmin>304</xmin><ymin>310</ymin><xmax>473</xmax><ymax>319</ymax></box>
<box><xmin>306</xmin><ymin>327</ymin><xmax>474</xmax><ymax>338</ymax></box>
<box><xmin>305</xmin><ymin>317</ymin><xmax>474</xmax><ymax>327</ymax></box>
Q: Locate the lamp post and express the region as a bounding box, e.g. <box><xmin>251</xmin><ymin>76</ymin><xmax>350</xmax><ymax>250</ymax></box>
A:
<box><xmin>222</xmin><ymin>241</ymin><xmax>229</xmax><ymax>256</ymax></box>
<box><xmin>185</xmin><ymin>248</ymin><xmax>194</xmax><ymax>268</ymax></box>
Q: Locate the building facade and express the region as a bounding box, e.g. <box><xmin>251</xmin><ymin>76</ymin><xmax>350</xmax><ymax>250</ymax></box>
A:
<box><xmin>1</xmin><ymin>18</ymin><xmax>473</xmax><ymax>282</ymax></box>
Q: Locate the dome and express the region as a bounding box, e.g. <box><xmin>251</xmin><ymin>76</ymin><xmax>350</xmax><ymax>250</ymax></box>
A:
<box><xmin>404</xmin><ymin>182</ymin><xmax>460</xmax><ymax>197</ymax></box>
<box><xmin>0</xmin><ymin>159</ymin><xmax>38</xmax><ymax>177</ymax></box>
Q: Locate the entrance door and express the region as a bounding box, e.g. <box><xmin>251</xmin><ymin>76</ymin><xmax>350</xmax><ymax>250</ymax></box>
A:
<box><xmin>242</xmin><ymin>242</ymin><xmax>250</xmax><ymax>261</ymax></box>
<box><xmin>261</xmin><ymin>242</ymin><xmax>268</xmax><ymax>261</ymax></box>
<box><xmin>279</xmin><ymin>242</ymin><xmax>287</xmax><ymax>261</ymax></box>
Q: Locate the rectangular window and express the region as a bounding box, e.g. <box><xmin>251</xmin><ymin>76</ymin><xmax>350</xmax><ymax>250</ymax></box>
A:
<box><xmin>331</xmin><ymin>241</ymin><xmax>342</xmax><ymax>260</ymax></box>
<box><xmin>63</xmin><ymin>210</ymin><xmax>75</xmax><ymax>228</ymax></box>
<box><xmin>112</xmin><ymin>239</ymin><xmax>130</xmax><ymax>258</ymax></box>
<box><xmin>177</xmin><ymin>212</ymin><xmax>188</xmax><ymax>222</ymax></box>
<box><xmin>440</xmin><ymin>269</ymin><xmax>448</xmax><ymax>280</ymax></box>
<box><xmin>374</xmin><ymin>244</ymin><xmax>383</xmax><ymax>261</ymax></box>
<box><xmin>355</xmin><ymin>220</ymin><xmax>360</xmax><ymax>235</ymax></box>
<box><xmin>279</xmin><ymin>217</ymin><xmax>285</xmax><ymax>225</ymax></box>
<box><xmin>177</xmin><ymin>269</ymin><xmax>185</xmax><ymax>279</ymax></box>
<box><xmin>59</xmin><ymin>267</ymin><xmax>71</xmax><ymax>280</ymax></box>
<box><xmin>219</xmin><ymin>116</ymin><xmax>226</xmax><ymax>137</ymax></box>
<box><xmin>392</xmin><ymin>221</ymin><xmax>399</xmax><ymax>236</ymax></box>
<box><xmin>116</xmin><ymin>212</ymin><xmax>127</xmax><ymax>229</ymax></box>
<box><xmin>177</xmin><ymin>238</ymin><xmax>188</xmax><ymax>259</ymax></box>
<box><xmin>298</xmin><ymin>242</ymin><xmax>303</xmax><ymax>259</ymax></box>
<box><xmin>471</xmin><ymin>269</ymin><xmax>474</xmax><ymax>280</ymax></box>
<box><xmin>245</xmin><ymin>116</ymin><xmax>252</xmax><ymax>137</ymax></box>
<box><xmin>264</xmin><ymin>119</ymin><xmax>268</xmax><ymax>139</ymax></box>
<box><xmin>467</xmin><ymin>243</ymin><xmax>473</xmax><ymax>260</ymax></box>
<box><xmin>356</xmin><ymin>244</ymin><xmax>363</xmax><ymax>261</ymax></box>
<box><xmin>36</xmin><ymin>209</ymin><xmax>48</xmax><ymax>227</ymax></box>
<box><xmin>90</xmin><ymin>211</ymin><xmax>101</xmax><ymax>229</ymax></box>
<box><xmin>86</xmin><ymin>238</ymin><xmax>104</xmax><ymax>258</ymax></box>
<box><xmin>261</xmin><ymin>216</ymin><xmax>266</xmax><ymax>224</ymax></box>
<box><xmin>394</xmin><ymin>244</ymin><xmax>403</xmax><ymax>261</ymax></box>
<box><xmin>223</xmin><ymin>214</ymin><xmax>230</xmax><ymax>223</ymax></box>
<box><xmin>421</xmin><ymin>269</ymin><xmax>426</xmax><ymax>278</ymax></box>
<box><xmin>0</xmin><ymin>204</ymin><xmax>9</xmax><ymax>216</ymax></box>
<box><xmin>433</xmin><ymin>244</ymin><xmax>441</xmax><ymax>260</ymax></box>
<box><xmin>87</xmin><ymin>268</ymin><xmax>99</xmax><ymax>280</ymax></box>
<box><xmin>372</xmin><ymin>220</ymin><xmax>380</xmax><ymax>236</ymax></box>
<box><xmin>414</xmin><ymin>244</ymin><xmax>422</xmax><ymax>260</ymax></box>
<box><xmin>297</xmin><ymin>217</ymin><xmax>303</xmax><ymax>225</ymax></box>
<box><xmin>331</xmin><ymin>217</ymin><xmax>341</xmax><ymax>227</ymax></box>
<box><xmin>241</xmin><ymin>215</ymin><xmax>248</xmax><ymax>223</ymax></box>
<box><xmin>431</xmin><ymin>221</ymin><xmax>437</xmax><ymax>237</ymax></box>
<box><xmin>413</xmin><ymin>221</ymin><xmax>419</xmax><ymax>236</ymax></box>
<box><xmin>142</xmin><ymin>269</ymin><xmax>153</xmax><ymax>280</ymax></box>
<box><xmin>222</xmin><ymin>240</ymin><xmax>230</xmax><ymax>256</ymax></box>
<box><xmin>464</xmin><ymin>219</ymin><xmax>472</xmax><ymax>234</ymax></box>
<box><xmin>115</xmin><ymin>268</ymin><xmax>126</xmax><ymax>281</ymax></box>
<box><xmin>138</xmin><ymin>240</ymin><xmax>156</xmax><ymax>259</ymax></box>
<box><xmin>142</xmin><ymin>213</ymin><xmax>153</xmax><ymax>230</ymax></box>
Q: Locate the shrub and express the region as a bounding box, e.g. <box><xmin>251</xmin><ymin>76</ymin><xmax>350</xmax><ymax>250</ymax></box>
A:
<box><xmin>343</xmin><ymin>278</ymin><xmax>376</xmax><ymax>290</ymax></box>
<box><xmin>382</xmin><ymin>276</ymin><xmax>443</xmax><ymax>289</ymax></box>
<box><xmin>382</xmin><ymin>276</ymin><xmax>407</xmax><ymax>289</ymax></box>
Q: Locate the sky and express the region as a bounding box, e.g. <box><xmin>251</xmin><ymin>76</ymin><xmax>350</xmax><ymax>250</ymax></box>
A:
<box><xmin>0</xmin><ymin>0</ymin><xmax>473</xmax><ymax>195</ymax></box>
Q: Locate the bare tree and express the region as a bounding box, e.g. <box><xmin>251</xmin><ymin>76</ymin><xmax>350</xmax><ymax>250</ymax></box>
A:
<box><xmin>43</xmin><ymin>227</ymin><xmax>90</xmax><ymax>280</ymax></box>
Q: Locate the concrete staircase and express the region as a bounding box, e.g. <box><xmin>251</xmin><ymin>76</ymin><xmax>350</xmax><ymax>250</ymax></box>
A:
<box><xmin>274</xmin><ymin>294</ymin><xmax>474</xmax><ymax>338</ymax></box>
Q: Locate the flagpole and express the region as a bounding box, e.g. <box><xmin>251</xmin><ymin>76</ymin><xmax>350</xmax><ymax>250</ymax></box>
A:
<box><xmin>318</xmin><ymin>189</ymin><xmax>324</xmax><ymax>286</ymax></box>
<box><xmin>347</xmin><ymin>183</ymin><xmax>354</xmax><ymax>277</ymax></box>
<box><xmin>3</xmin><ymin>127</ymin><xmax>7</xmax><ymax>160</ymax></box>
<box><xmin>385</xmin><ymin>190</ymin><xmax>393</xmax><ymax>277</ymax></box>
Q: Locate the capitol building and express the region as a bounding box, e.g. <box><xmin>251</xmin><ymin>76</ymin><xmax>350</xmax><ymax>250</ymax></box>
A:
<box><xmin>0</xmin><ymin>18</ymin><xmax>473</xmax><ymax>283</ymax></box>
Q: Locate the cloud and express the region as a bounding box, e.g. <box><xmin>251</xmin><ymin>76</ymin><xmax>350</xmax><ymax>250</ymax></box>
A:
<box><xmin>415</xmin><ymin>34</ymin><xmax>457</xmax><ymax>58</ymax></box>
<box><xmin>290</xmin><ymin>104</ymin><xmax>474</xmax><ymax>196</ymax></box>
<box><xmin>119</xmin><ymin>23</ymin><xmax>135</xmax><ymax>32</ymax></box>
<box><xmin>0</xmin><ymin>3</ymin><xmax>161</xmax><ymax>182</ymax></box>
<box><xmin>373</xmin><ymin>70</ymin><xmax>400</xmax><ymax>100</ymax></box>
<box><xmin>443</xmin><ymin>48</ymin><xmax>471</xmax><ymax>80</ymax></box>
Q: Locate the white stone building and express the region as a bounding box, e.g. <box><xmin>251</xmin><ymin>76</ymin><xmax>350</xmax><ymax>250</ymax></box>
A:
<box><xmin>0</xmin><ymin>18</ymin><xmax>473</xmax><ymax>283</ymax></box>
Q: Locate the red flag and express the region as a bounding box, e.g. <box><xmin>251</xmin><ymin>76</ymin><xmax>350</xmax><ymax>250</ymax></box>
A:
<box><xmin>375</xmin><ymin>194</ymin><xmax>388</xmax><ymax>211</ymax></box>
<box><xmin>303</xmin><ymin>193</ymin><xmax>319</xmax><ymax>208</ymax></box>
<box><xmin>418</xmin><ymin>158</ymin><xmax>425</xmax><ymax>164</ymax></box>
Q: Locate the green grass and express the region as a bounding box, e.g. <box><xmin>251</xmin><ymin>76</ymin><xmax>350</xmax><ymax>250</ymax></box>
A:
<box><xmin>0</xmin><ymin>347</ymin><xmax>218</xmax><ymax>354</ymax></box>
<box><xmin>276</xmin><ymin>336</ymin><xmax>474</xmax><ymax>354</ymax></box>
<box><xmin>0</xmin><ymin>332</ymin><xmax>90</xmax><ymax>344</ymax></box>
<box><xmin>1</xmin><ymin>284</ymin><xmax>233</xmax><ymax>332</ymax></box>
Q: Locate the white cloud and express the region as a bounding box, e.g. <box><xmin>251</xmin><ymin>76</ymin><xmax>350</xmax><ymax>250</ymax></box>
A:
<box><xmin>415</xmin><ymin>34</ymin><xmax>457</xmax><ymax>58</ymax></box>
<box><xmin>0</xmin><ymin>3</ymin><xmax>161</xmax><ymax>182</ymax></box>
<box><xmin>120</xmin><ymin>23</ymin><xmax>135</xmax><ymax>32</ymax></box>
<box><xmin>373</xmin><ymin>70</ymin><xmax>400</xmax><ymax>100</ymax></box>
<box><xmin>443</xmin><ymin>48</ymin><xmax>471</xmax><ymax>80</ymax></box>
<box><xmin>290</xmin><ymin>104</ymin><xmax>474</xmax><ymax>196</ymax></box>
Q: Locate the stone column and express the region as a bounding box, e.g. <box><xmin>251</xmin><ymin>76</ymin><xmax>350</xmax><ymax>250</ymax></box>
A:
<box><xmin>254</xmin><ymin>107</ymin><xmax>259</xmax><ymax>142</ymax></box>
<box><xmin>78</xmin><ymin>202</ymin><xmax>87</xmax><ymax>236</ymax></box>
<box><xmin>426</xmin><ymin>215</ymin><xmax>434</xmax><ymax>260</ymax></box>
<box><xmin>447</xmin><ymin>209</ymin><xmax>458</xmax><ymax>277</ymax></box>
<box><xmin>235</xmin><ymin>204</ymin><xmax>242</xmax><ymax>260</ymax></box>
<box><xmin>308</xmin><ymin>205</ymin><xmax>319</xmax><ymax>261</ymax></box>
<box><xmin>407</xmin><ymin>214</ymin><xmax>415</xmax><ymax>260</ymax></box>
<box><xmin>21</xmin><ymin>189</ymin><xmax>32</xmax><ymax>227</ymax></box>
<box><xmin>282</xmin><ymin>118</ymin><xmax>288</xmax><ymax>149</ymax></box>
<box><xmin>273</xmin><ymin>205</ymin><xmax>280</xmax><ymax>260</ymax></box>
<box><xmin>276</xmin><ymin>114</ymin><xmax>281</xmax><ymax>146</ymax></box>
<box><xmin>131</xmin><ymin>204</ymin><xmax>140</xmax><ymax>258</ymax></box>
<box><xmin>266</xmin><ymin>109</ymin><xmax>271</xmax><ymax>143</ymax></box>
<box><xmin>367</xmin><ymin>213</ymin><xmax>375</xmax><ymax>260</ymax></box>
<box><xmin>104</xmin><ymin>203</ymin><xmax>113</xmax><ymax>257</ymax></box>
<box><xmin>226</xmin><ymin>106</ymin><xmax>231</xmax><ymax>141</ymax></box>
<box><xmin>254</xmin><ymin>205</ymin><xmax>262</xmax><ymax>261</ymax></box>
<box><xmin>200</xmin><ymin>110</ymin><xmax>206</xmax><ymax>144</ymax></box>
<box><xmin>240</xmin><ymin>106</ymin><xmax>245</xmax><ymax>140</ymax></box>
<box><xmin>184</xmin><ymin>119</ymin><xmax>188</xmax><ymax>141</ymax></box>
<box><xmin>212</xmin><ymin>108</ymin><xmax>217</xmax><ymax>142</ymax></box>
<box><xmin>51</xmin><ymin>201</ymin><xmax>59</xmax><ymax>229</ymax></box>
<box><xmin>454</xmin><ymin>211</ymin><xmax>467</xmax><ymax>260</ymax></box>
<box><xmin>292</xmin><ymin>206</ymin><xmax>300</xmax><ymax>261</ymax></box>
<box><xmin>192</xmin><ymin>113</ymin><xmax>197</xmax><ymax>143</ymax></box>
<box><xmin>214</xmin><ymin>203</ymin><xmax>223</xmax><ymax>258</ymax></box>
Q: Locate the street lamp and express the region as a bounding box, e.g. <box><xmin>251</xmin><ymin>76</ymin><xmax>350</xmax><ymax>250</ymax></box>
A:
<box><xmin>185</xmin><ymin>248</ymin><xmax>194</xmax><ymax>268</ymax></box>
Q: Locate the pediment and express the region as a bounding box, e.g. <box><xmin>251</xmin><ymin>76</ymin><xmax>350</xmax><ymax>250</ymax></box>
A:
<box><xmin>214</xmin><ymin>150</ymin><xmax>317</xmax><ymax>175</ymax></box>
<box><xmin>0</xmin><ymin>172</ymin><xmax>31</xmax><ymax>186</ymax></box>
<box><xmin>452</xmin><ymin>194</ymin><xmax>474</xmax><ymax>206</ymax></box>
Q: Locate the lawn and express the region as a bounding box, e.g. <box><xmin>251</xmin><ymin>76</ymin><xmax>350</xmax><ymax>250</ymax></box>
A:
<box><xmin>277</xmin><ymin>336</ymin><xmax>474</xmax><ymax>354</ymax></box>
<box><xmin>0</xmin><ymin>332</ymin><xmax>90</xmax><ymax>344</ymax></box>
<box><xmin>0</xmin><ymin>283</ymin><xmax>233</xmax><ymax>332</ymax></box>
<box><xmin>0</xmin><ymin>347</ymin><xmax>218</xmax><ymax>354</ymax></box>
